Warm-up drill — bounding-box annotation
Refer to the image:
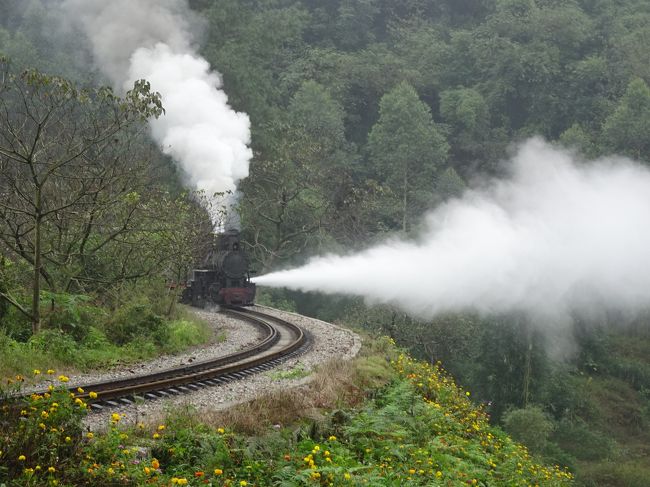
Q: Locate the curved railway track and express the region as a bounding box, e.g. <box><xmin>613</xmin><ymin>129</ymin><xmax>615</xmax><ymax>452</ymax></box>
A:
<box><xmin>20</xmin><ymin>307</ymin><xmax>309</xmax><ymax>411</ymax></box>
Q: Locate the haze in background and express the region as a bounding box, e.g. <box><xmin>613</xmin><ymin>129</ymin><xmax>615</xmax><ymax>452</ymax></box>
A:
<box><xmin>62</xmin><ymin>0</ymin><xmax>252</xmax><ymax>202</ymax></box>
<box><xmin>255</xmin><ymin>138</ymin><xmax>650</xmax><ymax>323</ymax></box>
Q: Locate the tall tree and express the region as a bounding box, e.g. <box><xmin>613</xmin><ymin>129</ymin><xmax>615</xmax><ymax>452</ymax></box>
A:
<box><xmin>0</xmin><ymin>62</ymin><xmax>162</xmax><ymax>332</ymax></box>
<box><xmin>602</xmin><ymin>77</ymin><xmax>650</xmax><ymax>161</ymax></box>
<box><xmin>241</xmin><ymin>82</ymin><xmax>349</xmax><ymax>269</ymax></box>
<box><xmin>367</xmin><ymin>81</ymin><xmax>449</xmax><ymax>232</ymax></box>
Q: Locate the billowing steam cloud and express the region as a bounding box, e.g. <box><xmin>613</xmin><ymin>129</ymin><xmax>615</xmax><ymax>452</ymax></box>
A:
<box><xmin>62</xmin><ymin>0</ymin><xmax>251</xmax><ymax>198</ymax></box>
<box><xmin>255</xmin><ymin>138</ymin><xmax>650</xmax><ymax>320</ymax></box>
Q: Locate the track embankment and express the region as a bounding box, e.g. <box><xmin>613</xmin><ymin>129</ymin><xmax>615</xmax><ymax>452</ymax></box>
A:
<box><xmin>73</xmin><ymin>306</ymin><xmax>360</xmax><ymax>430</ymax></box>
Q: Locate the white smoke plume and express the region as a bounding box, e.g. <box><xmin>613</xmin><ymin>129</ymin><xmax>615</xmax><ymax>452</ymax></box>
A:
<box><xmin>255</xmin><ymin>138</ymin><xmax>650</xmax><ymax>321</ymax></box>
<box><xmin>62</xmin><ymin>0</ymin><xmax>251</xmax><ymax>198</ymax></box>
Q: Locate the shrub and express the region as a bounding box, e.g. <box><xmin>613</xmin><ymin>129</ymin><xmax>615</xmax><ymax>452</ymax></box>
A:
<box><xmin>552</xmin><ymin>418</ymin><xmax>616</xmax><ymax>461</ymax></box>
<box><xmin>107</xmin><ymin>300</ymin><xmax>167</xmax><ymax>346</ymax></box>
<box><xmin>29</xmin><ymin>329</ymin><xmax>78</xmax><ymax>364</ymax></box>
<box><xmin>41</xmin><ymin>292</ymin><xmax>104</xmax><ymax>342</ymax></box>
<box><xmin>502</xmin><ymin>405</ymin><xmax>556</xmax><ymax>453</ymax></box>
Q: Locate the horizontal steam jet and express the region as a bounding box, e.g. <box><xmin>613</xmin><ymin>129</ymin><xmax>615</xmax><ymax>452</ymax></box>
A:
<box><xmin>254</xmin><ymin>138</ymin><xmax>650</xmax><ymax>321</ymax></box>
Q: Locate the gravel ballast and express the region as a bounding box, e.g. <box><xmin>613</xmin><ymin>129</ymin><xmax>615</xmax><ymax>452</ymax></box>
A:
<box><xmin>77</xmin><ymin>306</ymin><xmax>361</xmax><ymax>430</ymax></box>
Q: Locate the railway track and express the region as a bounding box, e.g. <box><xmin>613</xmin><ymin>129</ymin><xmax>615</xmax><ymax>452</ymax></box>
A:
<box><xmin>19</xmin><ymin>307</ymin><xmax>309</xmax><ymax>411</ymax></box>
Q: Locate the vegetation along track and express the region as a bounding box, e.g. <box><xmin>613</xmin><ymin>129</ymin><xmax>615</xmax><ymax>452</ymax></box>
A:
<box><xmin>23</xmin><ymin>307</ymin><xmax>309</xmax><ymax>411</ymax></box>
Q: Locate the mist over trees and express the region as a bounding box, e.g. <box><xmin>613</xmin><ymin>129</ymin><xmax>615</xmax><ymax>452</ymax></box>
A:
<box><xmin>2</xmin><ymin>1</ymin><xmax>650</xmax><ymax>484</ymax></box>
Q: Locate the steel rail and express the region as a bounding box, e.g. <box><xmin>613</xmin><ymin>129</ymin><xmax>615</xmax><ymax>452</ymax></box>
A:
<box><xmin>64</xmin><ymin>308</ymin><xmax>308</xmax><ymax>410</ymax></box>
<box><xmin>73</xmin><ymin>309</ymin><xmax>280</xmax><ymax>395</ymax></box>
<box><xmin>8</xmin><ymin>308</ymin><xmax>308</xmax><ymax>410</ymax></box>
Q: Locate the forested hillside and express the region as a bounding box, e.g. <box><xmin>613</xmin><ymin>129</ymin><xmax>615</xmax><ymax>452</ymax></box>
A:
<box><xmin>1</xmin><ymin>1</ymin><xmax>650</xmax><ymax>486</ymax></box>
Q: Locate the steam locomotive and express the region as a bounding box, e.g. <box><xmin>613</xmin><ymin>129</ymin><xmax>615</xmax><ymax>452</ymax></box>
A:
<box><xmin>181</xmin><ymin>229</ymin><xmax>256</xmax><ymax>307</ymax></box>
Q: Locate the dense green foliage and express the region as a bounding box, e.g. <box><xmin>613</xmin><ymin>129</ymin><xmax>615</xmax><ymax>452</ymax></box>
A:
<box><xmin>0</xmin><ymin>59</ymin><xmax>216</xmax><ymax>372</ymax></box>
<box><xmin>0</xmin><ymin>342</ymin><xmax>572</xmax><ymax>486</ymax></box>
<box><xmin>2</xmin><ymin>1</ymin><xmax>650</xmax><ymax>485</ymax></box>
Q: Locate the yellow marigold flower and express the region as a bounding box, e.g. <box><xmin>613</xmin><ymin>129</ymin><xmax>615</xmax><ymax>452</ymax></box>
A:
<box><xmin>18</xmin><ymin>455</ymin><xmax>26</xmax><ymax>461</ymax></box>
<box><xmin>151</xmin><ymin>459</ymin><xmax>160</xmax><ymax>469</ymax></box>
<box><xmin>144</xmin><ymin>466</ymin><xmax>151</xmax><ymax>475</ymax></box>
<box><xmin>65</xmin><ymin>436</ymin><xmax>71</xmax><ymax>443</ymax></box>
<box><xmin>47</xmin><ymin>369</ymin><xmax>55</xmax><ymax>375</ymax></box>
<box><xmin>39</xmin><ymin>422</ymin><xmax>46</xmax><ymax>430</ymax></box>
<box><xmin>24</xmin><ymin>468</ymin><xmax>34</xmax><ymax>475</ymax></box>
<box><xmin>86</xmin><ymin>432</ymin><xmax>94</xmax><ymax>439</ymax></box>
<box><xmin>33</xmin><ymin>369</ymin><xmax>41</xmax><ymax>375</ymax></box>
<box><xmin>217</xmin><ymin>427</ymin><xmax>225</xmax><ymax>434</ymax></box>
<box><xmin>77</xmin><ymin>387</ymin><xmax>84</xmax><ymax>393</ymax></box>
<box><xmin>408</xmin><ymin>469</ymin><xmax>416</xmax><ymax>475</ymax></box>
<box><xmin>35</xmin><ymin>465</ymin><xmax>41</xmax><ymax>471</ymax></box>
<box><xmin>436</xmin><ymin>471</ymin><xmax>443</xmax><ymax>478</ymax></box>
<box><xmin>152</xmin><ymin>433</ymin><xmax>160</xmax><ymax>439</ymax></box>
<box><xmin>240</xmin><ymin>481</ymin><xmax>247</xmax><ymax>486</ymax></box>
<box><xmin>48</xmin><ymin>466</ymin><xmax>56</xmax><ymax>473</ymax></box>
<box><xmin>48</xmin><ymin>385</ymin><xmax>54</xmax><ymax>392</ymax></box>
<box><xmin>344</xmin><ymin>472</ymin><xmax>351</xmax><ymax>480</ymax></box>
<box><xmin>111</xmin><ymin>413</ymin><xmax>121</xmax><ymax>422</ymax></box>
<box><xmin>88</xmin><ymin>391</ymin><xmax>98</xmax><ymax>399</ymax></box>
<box><xmin>158</xmin><ymin>424</ymin><xmax>165</xmax><ymax>430</ymax></box>
<box><xmin>41</xmin><ymin>410</ymin><xmax>49</xmax><ymax>419</ymax></box>
<box><xmin>328</xmin><ymin>435</ymin><xmax>337</xmax><ymax>441</ymax></box>
<box><xmin>58</xmin><ymin>375</ymin><xmax>69</xmax><ymax>382</ymax></box>
<box><xmin>107</xmin><ymin>468</ymin><xmax>114</xmax><ymax>475</ymax></box>
<box><xmin>214</xmin><ymin>468</ymin><xmax>223</xmax><ymax>475</ymax></box>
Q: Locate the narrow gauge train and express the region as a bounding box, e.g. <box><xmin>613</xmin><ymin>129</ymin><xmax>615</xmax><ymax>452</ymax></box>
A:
<box><xmin>181</xmin><ymin>229</ymin><xmax>256</xmax><ymax>307</ymax></box>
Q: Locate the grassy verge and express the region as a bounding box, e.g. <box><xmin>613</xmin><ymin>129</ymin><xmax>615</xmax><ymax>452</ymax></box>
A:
<box><xmin>0</xmin><ymin>337</ymin><xmax>573</xmax><ymax>486</ymax></box>
<box><xmin>0</xmin><ymin>290</ymin><xmax>213</xmax><ymax>377</ymax></box>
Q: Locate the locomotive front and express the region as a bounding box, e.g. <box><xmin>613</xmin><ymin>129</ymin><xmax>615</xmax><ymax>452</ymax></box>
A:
<box><xmin>182</xmin><ymin>229</ymin><xmax>256</xmax><ymax>307</ymax></box>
